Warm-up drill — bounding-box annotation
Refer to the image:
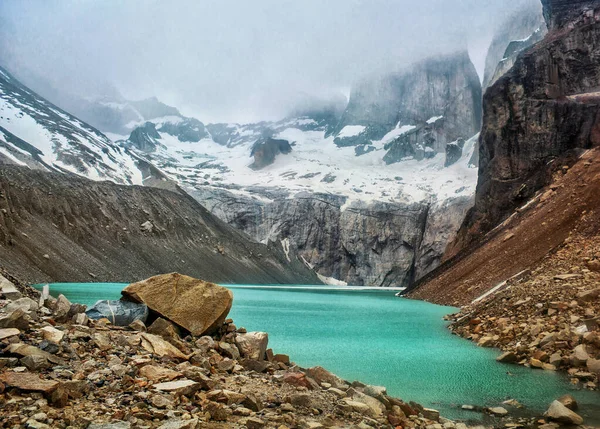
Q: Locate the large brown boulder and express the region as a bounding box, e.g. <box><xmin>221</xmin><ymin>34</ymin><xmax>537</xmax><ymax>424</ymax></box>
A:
<box><xmin>122</xmin><ymin>273</ymin><xmax>233</xmax><ymax>336</ymax></box>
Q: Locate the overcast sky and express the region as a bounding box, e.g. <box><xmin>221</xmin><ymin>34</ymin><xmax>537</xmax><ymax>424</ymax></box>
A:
<box><xmin>0</xmin><ymin>0</ymin><xmax>539</xmax><ymax>123</ymax></box>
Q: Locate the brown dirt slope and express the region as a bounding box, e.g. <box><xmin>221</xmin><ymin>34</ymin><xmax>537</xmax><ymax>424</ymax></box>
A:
<box><xmin>409</xmin><ymin>147</ymin><xmax>600</xmax><ymax>306</ymax></box>
<box><xmin>0</xmin><ymin>165</ymin><xmax>320</xmax><ymax>285</ymax></box>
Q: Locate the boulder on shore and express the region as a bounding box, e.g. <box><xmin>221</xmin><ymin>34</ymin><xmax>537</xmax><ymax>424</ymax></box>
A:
<box><xmin>545</xmin><ymin>400</ymin><xmax>584</xmax><ymax>425</ymax></box>
<box><xmin>122</xmin><ymin>273</ymin><xmax>233</xmax><ymax>336</ymax></box>
<box><xmin>86</xmin><ymin>300</ymin><xmax>149</xmax><ymax>326</ymax></box>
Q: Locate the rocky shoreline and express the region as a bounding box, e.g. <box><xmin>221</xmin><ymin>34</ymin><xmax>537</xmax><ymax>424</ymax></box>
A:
<box><xmin>446</xmin><ymin>230</ymin><xmax>600</xmax><ymax>396</ymax></box>
<box><xmin>1</xmin><ymin>270</ymin><xmax>598</xmax><ymax>428</ymax></box>
<box><xmin>0</xmin><ymin>271</ymin><xmax>461</xmax><ymax>429</ymax></box>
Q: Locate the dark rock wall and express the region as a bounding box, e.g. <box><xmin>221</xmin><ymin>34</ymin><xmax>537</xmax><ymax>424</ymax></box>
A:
<box><xmin>451</xmin><ymin>1</ymin><xmax>600</xmax><ymax>252</ymax></box>
<box><xmin>192</xmin><ymin>188</ymin><xmax>472</xmax><ymax>287</ymax></box>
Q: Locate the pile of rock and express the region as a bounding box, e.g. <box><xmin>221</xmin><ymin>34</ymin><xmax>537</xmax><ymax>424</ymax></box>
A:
<box><xmin>448</xmin><ymin>231</ymin><xmax>600</xmax><ymax>393</ymax></box>
<box><xmin>1</xmin><ymin>272</ymin><xmax>451</xmax><ymax>428</ymax></box>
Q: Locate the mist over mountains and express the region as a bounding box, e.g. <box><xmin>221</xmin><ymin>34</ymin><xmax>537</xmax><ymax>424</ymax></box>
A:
<box><xmin>0</xmin><ymin>0</ymin><xmax>539</xmax><ymax>123</ymax></box>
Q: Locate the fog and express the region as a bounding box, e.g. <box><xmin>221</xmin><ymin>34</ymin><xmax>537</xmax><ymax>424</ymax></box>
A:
<box><xmin>0</xmin><ymin>0</ymin><xmax>539</xmax><ymax>123</ymax></box>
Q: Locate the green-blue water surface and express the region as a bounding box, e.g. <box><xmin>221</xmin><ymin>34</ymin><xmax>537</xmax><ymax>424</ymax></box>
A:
<box><xmin>36</xmin><ymin>283</ymin><xmax>600</xmax><ymax>422</ymax></box>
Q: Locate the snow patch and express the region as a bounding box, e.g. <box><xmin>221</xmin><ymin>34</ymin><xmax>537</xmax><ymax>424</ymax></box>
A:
<box><xmin>317</xmin><ymin>273</ymin><xmax>348</xmax><ymax>286</ymax></box>
<box><xmin>337</xmin><ymin>125</ymin><xmax>366</xmax><ymax>138</ymax></box>
<box><xmin>426</xmin><ymin>116</ymin><xmax>444</xmax><ymax>124</ymax></box>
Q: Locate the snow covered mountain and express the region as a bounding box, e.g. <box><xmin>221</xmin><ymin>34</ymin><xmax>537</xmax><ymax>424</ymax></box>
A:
<box><xmin>115</xmin><ymin>51</ymin><xmax>482</xmax><ymax>287</ymax></box>
<box><xmin>0</xmin><ymin>48</ymin><xmax>483</xmax><ymax>287</ymax></box>
<box><xmin>0</xmin><ymin>66</ymin><xmax>171</xmax><ymax>189</ymax></box>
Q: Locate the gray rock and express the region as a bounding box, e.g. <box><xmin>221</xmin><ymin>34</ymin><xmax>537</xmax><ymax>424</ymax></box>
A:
<box><xmin>86</xmin><ymin>300</ymin><xmax>149</xmax><ymax>326</ymax></box>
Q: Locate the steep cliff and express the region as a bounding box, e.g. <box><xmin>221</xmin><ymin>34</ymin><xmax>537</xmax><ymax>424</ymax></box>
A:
<box><xmin>450</xmin><ymin>1</ymin><xmax>600</xmax><ymax>255</ymax></box>
<box><xmin>333</xmin><ymin>51</ymin><xmax>482</xmax><ymax>160</ymax></box>
<box><xmin>483</xmin><ymin>3</ymin><xmax>546</xmax><ymax>89</ymax></box>
<box><xmin>192</xmin><ymin>189</ymin><xmax>429</xmax><ymax>287</ymax></box>
<box><xmin>409</xmin><ymin>0</ymin><xmax>600</xmax><ymax>303</ymax></box>
<box><xmin>0</xmin><ymin>165</ymin><xmax>320</xmax><ymax>285</ymax></box>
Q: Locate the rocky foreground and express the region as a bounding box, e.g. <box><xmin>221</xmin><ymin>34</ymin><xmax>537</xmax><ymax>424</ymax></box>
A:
<box><xmin>0</xmin><ymin>271</ymin><xmax>458</xmax><ymax>429</ymax></box>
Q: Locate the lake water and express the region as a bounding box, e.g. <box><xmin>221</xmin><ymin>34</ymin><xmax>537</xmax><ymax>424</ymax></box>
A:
<box><xmin>36</xmin><ymin>283</ymin><xmax>600</xmax><ymax>423</ymax></box>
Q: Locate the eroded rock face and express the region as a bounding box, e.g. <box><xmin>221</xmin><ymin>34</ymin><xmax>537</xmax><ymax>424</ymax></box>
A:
<box><xmin>122</xmin><ymin>273</ymin><xmax>233</xmax><ymax>336</ymax></box>
<box><xmin>454</xmin><ymin>2</ymin><xmax>600</xmax><ymax>250</ymax></box>
<box><xmin>483</xmin><ymin>3</ymin><xmax>546</xmax><ymax>89</ymax></box>
<box><xmin>542</xmin><ymin>0</ymin><xmax>600</xmax><ymax>29</ymax></box>
<box><xmin>193</xmin><ymin>188</ymin><xmax>470</xmax><ymax>287</ymax></box>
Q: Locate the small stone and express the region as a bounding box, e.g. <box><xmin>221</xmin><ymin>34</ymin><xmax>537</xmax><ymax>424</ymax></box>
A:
<box><xmin>153</xmin><ymin>379</ymin><xmax>201</xmax><ymax>397</ymax></box>
<box><xmin>128</xmin><ymin>319</ymin><xmax>146</xmax><ymax>332</ymax></box>
<box><xmin>571</xmin><ymin>344</ymin><xmax>589</xmax><ymax>367</ymax></box>
<box><xmin>530</xmin><ymin>358</ymin><xmax>544</xmax><ymax>368</ymax></box>
<box><xmin>0</xmin><ymin>276</ymin><xmax>22</xmax><ymax>300</ymax></box>
<box><xmin>40</xmin><ymin>326</ymin><xmax>64</xmax><ymax>343</ymax></box>
<box><xmin>290</xmin><ymin>393</ymin><xmax>313</xmax><ymax>408</ymax></box>
<box><xmin>151</xmin><ymin>394</ymin><xmax>173</xmax><ymax>409</ymax></box>
<box><xmin>0</xmin><ymin>327</ymin><xmax>20</xmax><ymax>340</ymax></box>
<box><xmin>242</xmin><ymin>393</ymin><xmax>263</xmax><ymax>412</ymax></box>
<box><xmin>139</xmin><ymin>365</ymin><xmax>183</xmax><ymax>382</ymax></box>
<box><xmin>487</xmin><ymin>407</ymin><xmax>508</xmax><ymax>416</ymax></box>
<box><xmin>140</xmin><ymin>333</ymin><xmax>189</xmax><ymax>360</ymax></box>
<box><xmin>496</xmin><ymin>352</ymin><xmax>518</xmax><ymax>363</ymax></box>
<box><xmin>0</xmin><ymin>372</ymin><xmax>59</xmax><ymax>393</ymax></box>
<box><xmin>53</xmin><ymin>294</ymin><xmax>71</xmax><ymax>321</ymax></box>
<box><xmin>0</xmin><ymin>308</ymin><xmax>29</xmax><ymax>330</ymax></box>
<box><xmin>21</xmin><ymin>355</ymin><xmax>50</xmax><ymax>371</ymax></box>
<box><xmin>245</xmin><ymin>417</ymin><xmax>265</xmax><ymax>429</ymax></box>
<box><xmin>478</xmin><ymin>336</ymin><xmax>494</xmax><ymax>347</ymax></box>
<box><xmin>49</xmin><ymin>384</ymin><xmax>69</xmax><ymax>407</ymax></box>
<box><xmin>423</xmin><ymin>408</ymin><xmax>440</xmax><ymax>421</ymax></box>
<box><xmin>204</xmin><ymin>401</ymin><xmax>232</xmax><ymax>421</ymax></box>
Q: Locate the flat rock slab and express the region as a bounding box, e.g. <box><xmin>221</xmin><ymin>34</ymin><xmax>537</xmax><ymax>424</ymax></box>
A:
<box><xmin>6</xmin><ymin>343</ymin><xmax>65</xmax><ymax>365</ymax></box>
<box><xmin>157</xmin><ymin>419</ymin><xmax>199</xmax><ymax>429</ymax></box>
<box><xmin>153</xmin><ymin>379</ymin><xmax>201</xmax><ymax>396</ymax></box>
<box><xmin>88</xmin><ymin>423</ymin><xmax>131</xmax><ymax>429</ymax></box>
<box><xmin>0</xmin><ymin>328</ymin><xmax>20</xmax><ymax>340</ymax></box>
<box><xmin>554</xmin><ymin>274</ymin><xmax>583</xmax><ymax>281</ymax></box>
<box><xmin>139</xmin><ymin>365</ymin><xmax>183</xmax><ymax>382</ymax></box>
<box><xmin>6</xmin><ymin>344</ymin><xmax>58</xmax><ymax>363</ymax></box>
<box><xmin>140</xmin><ymin>333</ymin><xmax>188</xmax><ymax>360</ymax></box>
<box><xmin>0</xmin><ymin>372</ymin><xmax>59</xmax><ymax>393</ymax></box>
<box><xmin>40</xmin><ymin>326</ymin><xmax>64</xmax><ymax>343</ymax></box>
<box><xmin>122</xmin><ymin>273</ymin><xmax>233</xmax><ymax>336</ymax></box>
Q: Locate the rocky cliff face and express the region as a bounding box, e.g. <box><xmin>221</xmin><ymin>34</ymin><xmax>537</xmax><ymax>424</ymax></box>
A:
<box><xmin>542</xmin><ymin>0</ymin><xmax>600</xmax><ymax>28</ymax></box>
<box><xmin>191</xmin><ymin>187</ymin><xmax>474</xmax><ymax>287</ymax></box>
<box><xmin>483</xmin><ymin>3</ymin><xmax>547</xmax><ymax>89</ymax></box>
<box><xmin>451</xmin><ymin>1</ymin><xmax>600</xmax><ymax>253</ymax></box>
<box><xmin>0</xmin><ymin>165</ymin><xmax>320</xmax><ymax>285</ymax></box>
<box><xmin>333</xmin><ymin>51</ymin><xmax>482</xmax><ymax>160</ymax></box>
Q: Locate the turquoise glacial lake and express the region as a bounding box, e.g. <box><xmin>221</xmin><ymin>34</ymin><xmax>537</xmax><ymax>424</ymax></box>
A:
<box><xmin>36</xmin><ymin>283</ymin><xmax>600</xmax><ymax>423</ymax></box>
